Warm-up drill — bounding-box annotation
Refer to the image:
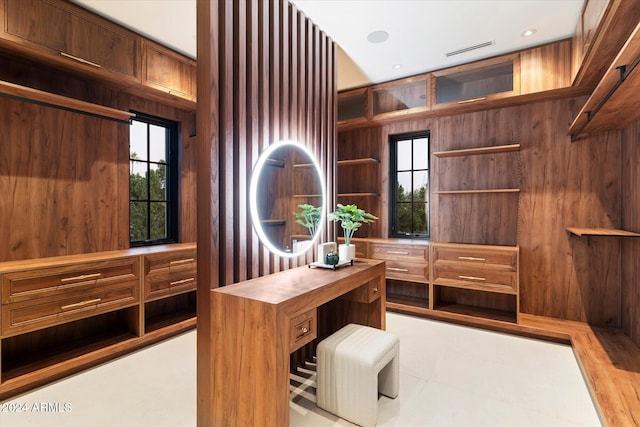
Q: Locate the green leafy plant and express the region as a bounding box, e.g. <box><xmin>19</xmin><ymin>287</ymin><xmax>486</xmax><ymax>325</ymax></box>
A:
<box><xmin>295</xmin><ymin>204</ymin><xmax>322</xmax><ymax>236</ymax></box>
<box><xmin>328</xmin><ymin>203</ymin><xmax>377</xmax><ymax>246</ymax></box>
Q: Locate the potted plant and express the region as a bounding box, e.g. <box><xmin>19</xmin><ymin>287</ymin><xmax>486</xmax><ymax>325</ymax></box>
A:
<box><xmin>328</xmin><ymin>203</ymin><xmax>377</xmax><ymax>261</ymax></box>
<box><xmin>294</xmin><ymin>203</ymin><xmax>322</xmax><ymax>236</ymax></box>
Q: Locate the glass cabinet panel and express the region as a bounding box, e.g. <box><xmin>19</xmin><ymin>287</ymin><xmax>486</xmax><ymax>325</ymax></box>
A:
<box><xmin>434</xmin><ymin>57</ymin><xmax>517</xmax><ymax>105</ymax></box>
<box><xmin>372</xmin><ymin>78</ymin><xmax>428</xmax><ymax>116</ymax></box>
<box><xmin>337</xmin><ymin>90</ymin><xmax>367</xmax><ymax>122</ymax></box>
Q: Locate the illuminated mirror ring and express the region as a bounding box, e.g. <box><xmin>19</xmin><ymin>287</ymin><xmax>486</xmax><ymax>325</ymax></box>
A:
<box><xmin>249</xmin><ymin>140</ymin><xmax>326</xmax><ymax>258</ymax></box>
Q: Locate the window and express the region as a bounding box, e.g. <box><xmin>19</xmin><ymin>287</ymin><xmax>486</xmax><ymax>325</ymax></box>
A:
<box><xmin>389</xmin><ymin>131</ymin><xmax>430</xmax><ymax>238</ymax></box>
<box><xmin>129</xmin><ymin>113</ymin><xmax>178</xmax><ymax>246</ymax></box>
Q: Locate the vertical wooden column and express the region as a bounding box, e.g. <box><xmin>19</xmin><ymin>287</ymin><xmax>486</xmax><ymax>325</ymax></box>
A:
<box><xmin>196</xmin><ymin>0</ymin><xmax>337</xmax><ymax>424</ymax></box>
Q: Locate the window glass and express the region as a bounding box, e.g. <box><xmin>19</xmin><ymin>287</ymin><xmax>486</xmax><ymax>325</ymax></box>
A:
<box><xmin>390</xmin><ymin>131</ymin><xmax>430</xmax><ymax>238</ymax></box>
<box><xmin>129</xmin><ymin>113</ymin><xmax>178</xmax><ymax>246</ymax></box>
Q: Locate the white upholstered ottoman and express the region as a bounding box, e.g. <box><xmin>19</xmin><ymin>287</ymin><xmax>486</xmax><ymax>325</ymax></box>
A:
<box><xmin>316</xmin><ymin>323</ymin><xmax>399</xmax><ymax>427</ymax></box>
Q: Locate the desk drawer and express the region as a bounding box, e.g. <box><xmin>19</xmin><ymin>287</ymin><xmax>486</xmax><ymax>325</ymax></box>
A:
<box><xmin>145</xmin><ymin>269</ymin><xmax>197</xmax><ymax>301</ymax></box>
<box><xmin>2</xmin><ymin>279</ymin><xmax>139</xmax><ymax>336</ymax></box>
<box><xmin>289</xmin><ymin>309</ymin><xmax>317</xmax><ymax>352</ymax></box>
<box><xmin>1</xmin><ymin>257</ymin><xmax>140</xmax><ymax>304</ymax></box>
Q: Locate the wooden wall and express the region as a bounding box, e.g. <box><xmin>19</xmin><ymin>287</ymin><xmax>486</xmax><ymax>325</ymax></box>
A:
<box><xmin>0</xmin><ymin>55</ymin><xmax>197</xmax><ymax>262</ymax></box>
<box><xmin>196</xmin><ymin>1</ymin><xmax>336</xmax><ymax>424</ymax></box>
<box><xmin>622</xmin><ymin>119</ymin><xmax>640</xmax><ymax>346</ymax></box>
<box><xmin>338</xmin><ymin>95</ymin><xmax>628</xmax><ymax>327</ymax></box>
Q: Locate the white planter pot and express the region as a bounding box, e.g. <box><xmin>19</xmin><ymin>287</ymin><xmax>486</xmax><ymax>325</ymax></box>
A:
<box><xmin>339</xmin><ymin>244</ymin><xmax>356</xmax><ymax>262</ymax></box>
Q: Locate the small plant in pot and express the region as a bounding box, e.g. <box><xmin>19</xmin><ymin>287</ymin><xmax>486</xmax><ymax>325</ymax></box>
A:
<box><xmin>328</xmin><ymin>203</ymin><xmax>377</xmax><ymax>262</ymax></box>
<box><xmin>294</xmin><ymin>203</ymin><xmax>322</xmax><ymax>236</ymax></box>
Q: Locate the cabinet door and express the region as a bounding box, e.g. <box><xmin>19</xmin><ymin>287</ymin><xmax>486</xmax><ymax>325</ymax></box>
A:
<box><xmin>432</xmin><ymin>55</ymin><xmax>520</xmax><ymax>108</ymax></box>
<box><xmin>2</xmin><ymin>0</ymin><xmax>140</xmax><ymax>81</ymax></box>
<box><xmin>582</xmin><ymin>0</ymin><xmax>609</xmax><ymax>53</ymax></box>
<box><xmin>142</xmin><ymin>40</ymin><xmax>196</xmax><ymax>102</ymax></box>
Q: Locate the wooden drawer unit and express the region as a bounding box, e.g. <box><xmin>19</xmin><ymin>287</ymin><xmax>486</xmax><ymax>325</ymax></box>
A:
<box><xmin>431</xmin><ymin>243</ymin><xmax>518</xmax><ymax>294</ymax></box>
<box><xmin>143</xmin><ymin>248</ymin><xmax>197</xmax><ymax>301</ymax></box>
<box><xmin>370</xmin><ymin>242</ymin><xmax>429</xmax><ymax>284</ymax></box>
<box><xmin>289</xmin><ymin>308</ymin><xmax>317</xmax><ymax>352</ymax></box>
<box><xmin>1</xmin><ymin>256</ymin><xmax>140</xmax><ymax>336</ymax></box>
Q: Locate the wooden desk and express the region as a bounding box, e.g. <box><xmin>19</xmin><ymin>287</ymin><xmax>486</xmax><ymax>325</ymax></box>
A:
<box><xmin>208</xmin><ymin>259</ymin><xmax>386</xmax><ymax>426</ymax></box>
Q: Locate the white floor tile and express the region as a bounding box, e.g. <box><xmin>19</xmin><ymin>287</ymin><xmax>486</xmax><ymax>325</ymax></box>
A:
<box><xmin>0</xmin><ymin>312</ymin><xmax>601</xmax><ymax>427</ymax></box>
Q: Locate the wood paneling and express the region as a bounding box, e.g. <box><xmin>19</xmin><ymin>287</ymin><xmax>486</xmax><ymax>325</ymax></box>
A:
<box><xmin>519</xmin><ymin>97</ymin><xmax>622</xmax><ymax>326</ymax></box>
<box><xmin>196</xmin><ymin>1</ymin><xmax>336</xmax><ymax>424</ymax></box>
<box><xmin>520</xmin><ymin>39</ymin><xmax>572</xmax><ymax>94</ymax></box>
<box><xmin>622</xmin><ymin>119</ymin><xmax>640</xmax><ymax>346</ymax></box>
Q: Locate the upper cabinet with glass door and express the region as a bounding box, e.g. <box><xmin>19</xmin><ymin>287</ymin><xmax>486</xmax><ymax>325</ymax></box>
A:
<box><xmin>432</xmin><ymin>54</ymin><xmax>520</xmax><ymax>109</ymax></box>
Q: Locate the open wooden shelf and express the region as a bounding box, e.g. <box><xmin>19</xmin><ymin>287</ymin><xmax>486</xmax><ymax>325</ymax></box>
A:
<box><xmin>293</xmin><ymin>194</ymin><xmax>323</xmax><ymax>198</ymax></box>
<box><xmin>433</xmin><ymin>302</ymin><xmax>517</xmax><ymax>324</ymax></box>
<box><xmin>433</xmin><ymin>189</ymin><xmax>520</xmax><ymax>195</ymax></box>
<box><xmin>570</xmin><ymin>21</ymin><xmax>640</xmax><ymax>139</ymax></box>
<box><xmin>260</xmin><ymin>219</ymin><xmax>286</xmax><ymax>226</ymax></box>
<box><xmin>337</xmin><ymin>192</ymin><xmax>380</xmax><ymax>197</ymax></box>
<box><xmin>433</xmin><ymin>144</ymin><xmax>520</xmax><ymax>158</ymax></box>
<box><xmin>293</xmin><ymin>163</ymin><xmax>313</xmax><ymax>168</ymax></box>
<box><xmin>0</xmin><ymin>80</ymin><xmax>135</xmax><ymax>123</ymax></box>
<box><xmin>337</xmin><ymin>157</ymin><xmax>380</xmax><ymax>166</ymax></box>
<box><xmin>265</xmin><ymin>159</ymin><xmax>285</xmax><ymax>168</ymax></box>
<box><xmin>433</xmin><ymin>279</ymin><xmax>518</xmax><ymax>295</ymax></box>
<box><xmin>567</xmin><ymin>227</ymin><xmax>640</xmax><ymax>238</ymax></box>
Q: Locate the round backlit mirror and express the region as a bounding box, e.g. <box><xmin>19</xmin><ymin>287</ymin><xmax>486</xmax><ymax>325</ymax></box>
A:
<box><xmin>249</xmin><ymin>140</ymin><xmax>326</xmax><ymax>257</ymax></box>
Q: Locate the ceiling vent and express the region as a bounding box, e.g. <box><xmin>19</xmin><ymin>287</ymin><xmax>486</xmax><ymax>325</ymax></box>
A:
<box><xmin>445</xmin><ymin>40</ymin><xmax>494</xmax><ymax>57</ymax></box>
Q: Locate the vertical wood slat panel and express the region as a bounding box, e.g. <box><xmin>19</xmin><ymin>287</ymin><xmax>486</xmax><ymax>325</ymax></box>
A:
<box><xmin>209</xmin><ymin>0</ymin><xmax>336</xmax><ymax>285</ymax></box>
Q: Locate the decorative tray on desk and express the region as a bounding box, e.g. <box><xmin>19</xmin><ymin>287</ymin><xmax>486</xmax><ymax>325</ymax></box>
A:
<box><xmin>308</xmin><ymin>260</ymin><xmax>353</xmax><ymax>270</ymax></box>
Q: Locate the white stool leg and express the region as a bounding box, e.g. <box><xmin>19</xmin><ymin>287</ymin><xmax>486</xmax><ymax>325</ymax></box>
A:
<box><xmin>378</xmin><ymin>345</ymin><xmax>399</xmax><ymax>399</ymax></box>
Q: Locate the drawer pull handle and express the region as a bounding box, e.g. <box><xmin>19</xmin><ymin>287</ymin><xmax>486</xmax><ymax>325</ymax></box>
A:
<box><xmin>372</xmin><ymin>287</ymin><xmax>379</xmax><ymax>293</ymax></box>
<box><xmin>458</xmin><ymin>96</ymin><xmax>486</xmax><ymax>104</ymax></box>
<box><xmin>60</xmin><ymin>273</ymin><xmax>102</xmax><ymax>283</ymax></box>
<box><xmin>170</xmin><ymin>258</ymin><xmax>195</xmax><ymax>266</ymax></box>
<box><xmin>458</xmin><ymin>275</ymin><xmax>486</xmax><ymax>281</ymax></box>
<box><xmin>170</xmin><ymin>277</ymin><xmax>195</xmax><ymax>286</ymax></box>
<box><xmin>60</xmin><ymin>51</ymin><xmax>101</xmax><ymax>68</ymax></box>
<box><xmin>61</xmin><ymin>298</ymin><xmax>102</xmax><ymax>310</ymax></box>
<box><xmin>387</xmin><ymin>267</ymin><xmax>409</xmax><ymax>272</ymax></box>
<box><xmin>300</xmin><ymin>326</ymin><xmax>309</xmax><ymax>334</ymax></box>
<box><xmin>386</xmin><ymin>250</ymin><xmax>409</xmax><ymax>255</ymax></box>
<box><xmin>458</xmin><ymin>256</ymin><xmax>486</xmax><ymax>262</ymax></box>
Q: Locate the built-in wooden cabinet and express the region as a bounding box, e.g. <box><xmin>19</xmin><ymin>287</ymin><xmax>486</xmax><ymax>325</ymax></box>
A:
<box><xmin>430</xmin><ymin>242</ymin><xmax>519</xmax><ymax>323</ymax></box>
<box><xmin>0</xmin><ymin>0</ymin><xmax>141</xmax><ymax>85</ymax></box>
<box><xmin>139</xmin><ymin>40</ymin><xmax>197</xmax><ymax>107</ymax></box>
<box><xmin>370</xmin><ymin>75</ymin><xmax>430</xmax><ymax>118</ymax></box>
<box><xmin>0</xmin><ymin>243</ymin><xmax>196</xmax><ymax>399</ymax></box>
<box><xmin>0</xmin><ymin>0</ymin><xmax>197</xmax><ymax>109</ymax></box>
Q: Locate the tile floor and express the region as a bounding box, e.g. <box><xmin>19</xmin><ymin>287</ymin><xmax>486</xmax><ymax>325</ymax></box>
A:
<box><xmin>0</xmin><ymin>312</ymin><xmax>601</xmax><ymax>426</ymax></box>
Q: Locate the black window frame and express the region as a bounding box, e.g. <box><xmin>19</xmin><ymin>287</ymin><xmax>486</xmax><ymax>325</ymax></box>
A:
<box><xmin>129</xmin><ymin>112</ymin><xmax>179</xmax><ymax>247</ymax></box>
<box><xmin>389</xmin><ymin>130</ymin><xmax>430</xmax><ymax>239</ymax></box>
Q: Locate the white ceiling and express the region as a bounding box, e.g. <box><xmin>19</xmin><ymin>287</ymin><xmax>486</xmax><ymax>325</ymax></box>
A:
<box><xmin>70</xmin><ymin>0</ymin><xmax>584</xmax><ymax>91</ymax></box>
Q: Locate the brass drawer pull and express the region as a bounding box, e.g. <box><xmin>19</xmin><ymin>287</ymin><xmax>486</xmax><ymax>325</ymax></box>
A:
<box><xmin>458</xmin><ymin>96</ymin><xmax>486</xmax><ymax>104</ymax></box>
<box><xmin>170</xmin><ymin>277</ymin><xmax>195</xmax><ymax>286</ymax></box>
<box><xmin>60</xmin><ymin>52</ymin><xmax>101</xmax><ymax>68</ymax></box>
<box><xmin>300</xmin><ymin>326</ymin><xmax>309</xmax><ymax>334</ymax></box>
<box><xmin>170</xmin><ymin>258</ymin><xmax>195</xmax><ymax>266</ymax></box>
<box><xmin>372</xmin><ymin>287</ymin><xmax>379</xmax><ymax>293</ymax></box>
<box><xmin>458</xmin><ymin>275</ymin><xmax>486</xmax><ymax>281</ymax></box>
<box><xmin>458</xmin><ymin>256</ymin><xmax>486</xmax><ymax>261</ymax></box>
<box><xmin>386</xmin><ymin>250</ymin><xmax>409</xmax><ymax>255</ymax></box>
<box><xmin>60</xmin><ymin>273</ymin><xmax>101</xmax><ymax>283</ymax></box>
<box><xmin>61</xmin><ymin>298</ymin><xmax>102</xmax><ymax>310</ymax></box>
<box><xmin>387</xmin><ymin>267</ymin><xmax>409</xmax><ymax>272</ymax></box>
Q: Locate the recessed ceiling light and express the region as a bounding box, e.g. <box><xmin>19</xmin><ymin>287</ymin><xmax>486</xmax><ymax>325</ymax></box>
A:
<box><xmin>392</xmin><ymin>63</ymin><xmax>402</xmax><ymax>70</ymax></box>
<box><xmin>367</xmin><ymin>30</ymin><xmax>389</xmax><ymax>44</ymax></box>
<box><xmin>522</xmin><ymin>29</ymin><xmax>537</xmax><ymax>37</ymax></box>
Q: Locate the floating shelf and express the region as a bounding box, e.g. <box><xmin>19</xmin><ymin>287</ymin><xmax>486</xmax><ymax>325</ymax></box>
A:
<box><xmin>265</xmin><ymin>159</ymin><xmax>285</xmax><ymax>168</ymax></box>
<box><xmin>293</xmin><ymin>194</ymin><xmax>323</xmax><ymax>198</ymax></box>
<box><xmin>0</xmin><ymin>80</ymin><xmax>135</xmax><ymax>124</ymax></box>
<box><xmin>569</xmin><ymin>21</ymin><xmax>640</xmax><ymax>139</ymax></box>
<box><xmin>433</xmin><ymin>144</ymin><xmax>520</xmax><ymax>158</ymax></box>
<box><xmin>337</xmin><ymin>192</ymin><xmax>380</xmax><ymax>197</ymax></box>
<box><xmin>337</xmin><ymin>158</ymin><xmax>380</xmax><ymax>166</ymax></box>
<box><xmin>260</xmin><ymin>219</ymin><xmax>286</xmax><ymax>226</ymax></box>
<box><xmin>566</xmin><ymin>227</ymin><xmax>640</xmax><ymax>238</ymax></box>
<box><xmin>433</xmin><ymin>189</ymin><xmax>520</xmax><ymax>195</ymax></box>
<box><xmin>293</xmin><ymin>163</ymin><xmax>313</xmax><ymax>168</ymax></box>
